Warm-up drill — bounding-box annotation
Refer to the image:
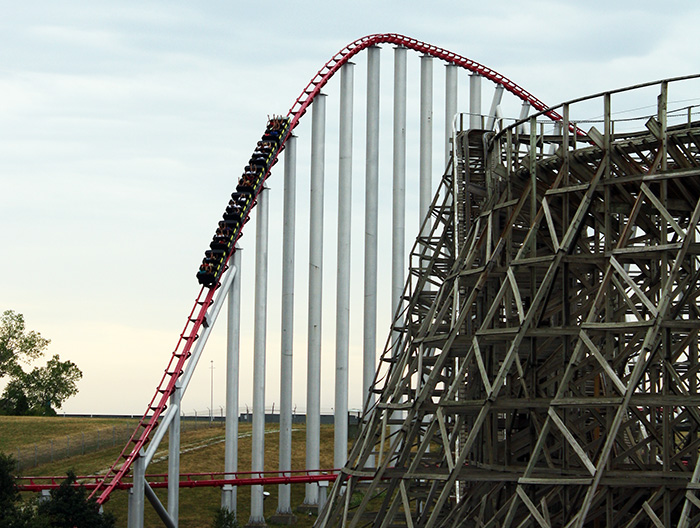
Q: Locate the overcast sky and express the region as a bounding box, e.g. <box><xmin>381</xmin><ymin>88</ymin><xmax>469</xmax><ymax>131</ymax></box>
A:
<box><xmin>2</xmin><ymin>1</ymin><xmax>699</xmax><ymax>416</ymax></box>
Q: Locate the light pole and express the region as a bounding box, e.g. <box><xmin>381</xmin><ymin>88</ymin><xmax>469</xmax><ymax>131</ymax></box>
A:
<box><xmin>210</xmin><ymin>360</ymin><xmax>214</xmax><ymax>423</ymax></box>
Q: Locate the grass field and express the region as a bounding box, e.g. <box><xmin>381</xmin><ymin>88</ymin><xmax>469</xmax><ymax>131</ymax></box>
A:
<box><xmin>3</xmin><ymin>416</ymin><xmax>340</xmax><ymax>528</ymax></box>
<box><xmin>0</xmin><ymin>416</ymin><xmax>141</xmax><ymax>453</ymax></box>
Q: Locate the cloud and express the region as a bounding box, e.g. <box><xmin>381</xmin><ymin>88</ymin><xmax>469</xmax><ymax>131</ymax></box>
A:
<box><xmin>2</xmin><ymin>0</ymin><xmax>698</xmax><ymax>417</ymax></box>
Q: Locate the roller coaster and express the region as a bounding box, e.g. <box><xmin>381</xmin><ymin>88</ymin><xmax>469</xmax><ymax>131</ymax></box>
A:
<box><xmin>82</xmin><ymin>33</ymin><xmax>564</xmax><ymax>515</ymax></box>
<box><xmin>24</xmin><ymin>34</ymin><xmax>700</xmax><ymax>527</ymax></box>
<box><xmin>196</xmin><ymin>117</ymin><xmax>291</xmax><ymax>288</ymax></box>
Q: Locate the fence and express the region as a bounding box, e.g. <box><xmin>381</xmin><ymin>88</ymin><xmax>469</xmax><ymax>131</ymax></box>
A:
<box><xmin>13</xmin><ymin>410</ymin><xmax>359</xmax><ymax>471</ymax></box>
<box><xmin>15</xmin><ymin>423</ymin><xmax>133</xmax><ymax>471</ymax></box>
<box><xmin>14</xmin><ymin>418</ymin><xmax>224</xmax><ymax>472</ymax></box>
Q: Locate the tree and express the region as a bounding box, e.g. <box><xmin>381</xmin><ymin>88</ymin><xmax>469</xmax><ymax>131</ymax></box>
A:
<box><xmin>0</xmin><ymin>310</ymin><xmax>50</xmax><ymax>378</ymax></box>
<box><xmin>0</xmin><ymin>452</ymin><xmax>45</xmax><ymax>528</ymax></box>
<box><xmin>211</xmin><ymin>507</ymin><xmax>239</xmax><ymax>528</ymax></box>
<box><xmin>0</xmin><ymin>311</ymin><xmax>82</xmax><ymax>415</ymax></box>
<box><xmin>0</xmin><ymin>455</ymin><xmax>114</xmax><ymax>528</ymax></box>
<box><xmin>22</xmin><ymin>355</ymin><xmax>82</xmax><ymax>415</ymax></box>
<box><xmin>0</xmin><ymin>452</ymin><xmax>20</xmax><ymax>519</ymax></box>
<box><xmin>0</xmin><ymin>378</ymin><xmax>30</xmax><ymax>415</ymax></box>
<box><xmin>36</xmin><ymin>471</ymin><xmax>115</xmax><ymax>528</ymax></box>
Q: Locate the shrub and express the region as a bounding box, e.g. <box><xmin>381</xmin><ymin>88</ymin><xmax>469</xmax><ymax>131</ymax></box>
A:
<box><xmin>212</xmin><ymin>507</ymin><xmax>239</xmax><ymax>528</ymax></box>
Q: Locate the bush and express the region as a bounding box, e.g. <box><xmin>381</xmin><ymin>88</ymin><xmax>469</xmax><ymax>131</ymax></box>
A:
<box><xmin>36</xmin><ymin>471</ymin><xmax>115</xmax><ymax>528</ymax></box>
<box><xmin>212</xmin><ymin>507</ymin><xmax>239</xmax><ymax>528</ymax></box>
<box><xmin>0</xmin><ymin>452</ymin><xmax>20</xmax><ymax>523</ymax></box>
<box><xmin>0</xmin><ymin>453</ymin><xmax>41</xmax><ymax>528</ymax></box>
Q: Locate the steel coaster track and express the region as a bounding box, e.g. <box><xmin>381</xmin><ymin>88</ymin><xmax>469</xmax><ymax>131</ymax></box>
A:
<box><xmin>90</xmin><ymin>33</ymin><xmax>564</xmax><ymax>505</ymax></box>
<box><xmin>20</xmin><ymin>469</ymin><xmax>342</xmax><ymax>492</ymax></box>
<box><xmin>90</xmin><ymin>120</ymin><xmax>292</xmax><ymax>504</ymax></box>
<box><xmin>284</xmin><ymin>33</ymin><xmax>563</xmax><ymax>134</ymax></box>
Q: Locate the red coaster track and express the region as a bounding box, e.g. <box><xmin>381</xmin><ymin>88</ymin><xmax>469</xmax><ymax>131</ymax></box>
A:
<box><xmin>89</xmin><ymin>33</ymin><xmax>564</xmax><ymax>505</ymax></box>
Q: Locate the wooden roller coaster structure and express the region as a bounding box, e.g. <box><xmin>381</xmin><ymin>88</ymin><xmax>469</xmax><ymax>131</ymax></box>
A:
<box><xmin>318</xmin><ymin>75</ymin><xmax>700</xmax><ymax>527</ymax></box>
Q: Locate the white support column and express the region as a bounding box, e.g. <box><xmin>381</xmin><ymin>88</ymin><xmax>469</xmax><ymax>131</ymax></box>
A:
<box><xmin>174</xmin><ymin>265</ymin><xmax>237</xmax><ymax>394</ymax></box>
<box><xmin>518</xmin><ymin>101</ymin><xmax>531</xmax><ymax>134</ymax></box>
<box><xmin>146</xmin><ymin>484</ymin><xmax>177</xmax><ymax>528</ymax></box>
<box><xmin>303</xmin><ymin>93</ymin><xmax>326</xmax><ymax>509</ymax></box>
<box><xmin>128</xmin><ymin>449</ymin><xmax>146</xmax><ymax>528</ymax></box>
<box><xmin>249</xmin><ymin>187</ymin><xmax>270</xmax><ymax>526</ymax></box>
<box><xmin>222</xmin><ymin>249</ymin><xmax>241</xmax><ymax>516</ymax></box>
<box><xmin>363</xmin><ymin>45</ymin><xmax>380</xmax><ymax>415</ymax></box>
<box><xmin>391</xmin><ymin>46</ymin><xmax>407</xmax><ymax>341</ymax></box>
<box><xmin>335</xmin><ymin>62</ymin><xmax>354</xmax><ymax>469</ymax></box>
<box><xmin>390</xmin><ymin>47</ymin><xmax>407</xmax><ymax>438</ymax></box>
<box><xmin>419</xmin><ymin>54</ymin><xmax>433</xmax><ymax>231</ymax></box>
<box><xmin>469</xmin><ymin>73</ymin><xmax>482</xmax><ymax>129</ymax></box>
<box><xmin>273</xmin><ymin>136</ymin><xmax>297</xmax><ymax>523</ymax></box>
<box><xmin>548</xmin><ymin>122</ymin><xmax>562</xmax><ymax>155</ymax></box>
<box><xmin>168</xmin><ymin>384</ymin><xmax>181</xmax><ymax>526</ymax></box>
<box><xmin>445</xmin><ymin>63</ymin><xmax>458</xmax><ymax>167</ymax></box>
<box><xmin>486</xmin><ymin>85</ymin><xmax>504</xmax><ymax>131</ymax></box>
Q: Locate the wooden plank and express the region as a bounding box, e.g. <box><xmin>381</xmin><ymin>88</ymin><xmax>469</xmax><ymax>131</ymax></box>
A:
<box><xmin>399</xmin><ymin>481</ymin><xmax>415</xmax><ymax>528</ymax></box>
<box><xmin>581</xmin><ymin>321</ymin><xmax>653</xmax><ymax>330</ymax></box>
<box><xmin>518</xmin><ymin>477</ymin><xmax>593</xmax><ymax>485</ymax></box>
<box><xmin>609</xmin><ymin>255</ymin><xmax>659</xmax><ymax>317</ymax></box>
<box><xmin>610</xmin><ymin>273</ymin><xmax>643</xmax><ymax>321</ymax></box>
<box><xmin>516</xmin><ymin>486</ymin><xmax>550</xmax><ymax>528</ymax></box>
<box><xmin>511</xmin><ymin>255</ymin><xmax>557</xmax><ymax>266</ymax></box>
<box><xmin>542</xmin><ymin>197</ymin><xmax>560</xmax><ymax>251</ymax></box>
<box><xmin>548</xmin><ymin>408</ymin><xmax>597</xmax><ymax>476</ymax></box>
<box><xmin>641</xmin><ymin>182</ymin><xmax>685</xmax><ymax>238</ymax></box>
<box><xmin>544</xmin><ymin>182</ymin><xmax>590</xmax><ymax>196</ymax></box>
<box><xmin>507</xmin><ymin>268</ymin><xmax>526</xmax><ymax>323</ymax></box>
<box><xmin>436</xmin><ymin>408</ymin><xmax>455</xmax><ymax>471</ymax></box>
<box><xmin>579</xmin><ymin>331</ymin><xmax>628</xmax><ymax>394</ymax></box>
<box><xmin>473</xmin><ymin>337</ymin><xmax>493</xmax><ymax>394</ymax></box>
<box><xmin>684</xmin><ymin>490</ymin><xmax>700</xmax><ymax>508</ymax></box>
<box><xmin>642</xmin><ymin>502</ymin><xmax>665</xmax><ymax>528</ymax></box>
<box><xmin>612</xmin><ymin>242</ymin><xmax>682</xmax><ymax>256</ymax></box>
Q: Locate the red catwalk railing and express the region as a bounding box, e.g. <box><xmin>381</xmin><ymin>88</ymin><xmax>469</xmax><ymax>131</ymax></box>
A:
<box><xmin>89</xmin><ymin>33</ymin><xmax>565</xmax><ymax>505</ymax></box>
<box><xmin>19</xmin><ymin>469</ymin><xmax>342</xmax><ymax>492</ymax></box>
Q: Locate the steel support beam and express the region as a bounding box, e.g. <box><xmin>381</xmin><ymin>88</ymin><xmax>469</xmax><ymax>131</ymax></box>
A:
<box><xmin>469</xmin><ymin>73</ymin><xmax>481</xmax><ymax>129</ymax></box>
<box><xmin>420</xmin><ymin>54</ymin><xmax>433</xmax><ymax>229</ymax></box>
<box><xmin>389</xmin><ymin>45</ymin><xmax>407</xmax><ymax>439</ymax></box>
<box><xmin>273</xmin><ymin>135</ymin><xmax>297</xmax><ymax>523</ymax></box>
<box><xmin>486</xmin><ymin>84</ymin><xmax>504</xmax><ymax>131</ymax></box>
<box><xmin>178</xmin><ymin>265</ymin><xmax>237</xmax><ymax>393</ymax></box>
<box><xmin>303</xmin><ymin>93</ymin><xmax>326</xmax><ymax>509</ymax></box>
<box><xmin>167</xmin><ymin>384</ymin><xmax>181</xmax><ymax>526</ymax></box>
<box><xmin>249</xmin><ymin>186</ymin><xmax>270</xmax><ymax>526</ymax></box>
<box><xmin>392</xmin><ymin>46</ymin><xmax>407</xmax><ymax>343</ymax></box>
<box><xmin>335</xmin><ymin>62</ymin><xmax>354</xmax><ymax>469</ymax></box>
<box><xmin>363</xmin><ymin>45</ymin><xmax>380</xmax><ymax>417</ymax></box>
<box><xmin>127</xmin><ymin>449</ymin><xmax>146</xmax><ymax>528</ymax></box>
<box><xmin>146</xmin><ymin>483</ymin><xmax>176</xmax><ymax>528</ymax></box>
<box><xmin>518</xmin><ymin>101</ymin><xmax>530</xmax><ymax>134</ymax></box>
<box><xmin>445</xmin><ymin>63</ymin><xmax>458</xmax><ymax>167</ymax></box>
<box><xmin>222</xmin><ymin>249</ymin><xmax>242</xmax><ymax>516</ymax></box>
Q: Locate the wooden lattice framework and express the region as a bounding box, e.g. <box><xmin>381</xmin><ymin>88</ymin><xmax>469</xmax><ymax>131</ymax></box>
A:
<box><xmin>317</xmin><ymin>76</ymin><xmax>700</xmax><ymax>527</ymax></box>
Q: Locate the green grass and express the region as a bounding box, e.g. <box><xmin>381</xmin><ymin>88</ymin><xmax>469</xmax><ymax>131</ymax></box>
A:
<box><xmin>0</xmin><ymin>416</ymin><xmax>140</xmax><ymax>453</ymax></box>
<box><xmin>5</xmin><ymin>416</ymin><xmax>339</xmax><ymax>528</ymax></box>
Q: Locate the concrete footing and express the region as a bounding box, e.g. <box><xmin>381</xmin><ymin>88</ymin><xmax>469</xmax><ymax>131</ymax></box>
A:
<box><xmin>269</xmin><ymin>512</ymin><xmax>298</xmax><ymax>525</ymax></box>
